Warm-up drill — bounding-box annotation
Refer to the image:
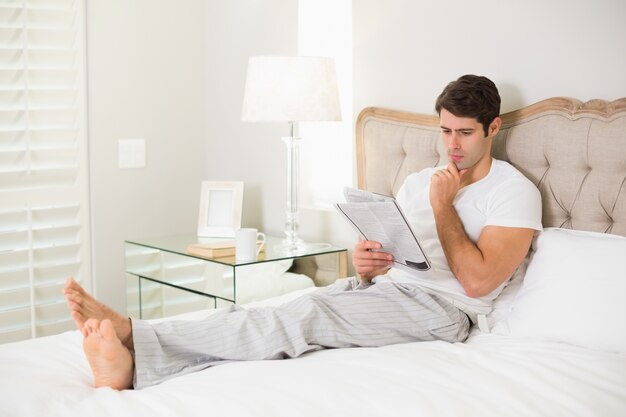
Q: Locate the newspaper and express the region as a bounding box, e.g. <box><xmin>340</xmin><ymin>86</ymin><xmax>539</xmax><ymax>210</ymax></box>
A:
<box><xmin>335</xmin><ymin>187</ymin><xmax>431</xmax><ymax>275</ymax></box>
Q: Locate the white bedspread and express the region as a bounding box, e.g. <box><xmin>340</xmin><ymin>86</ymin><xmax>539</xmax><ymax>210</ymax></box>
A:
<box><xmin>1</xmin><ymin>290</ymin><xmax>625</xmax><ymax>417</ymax></box>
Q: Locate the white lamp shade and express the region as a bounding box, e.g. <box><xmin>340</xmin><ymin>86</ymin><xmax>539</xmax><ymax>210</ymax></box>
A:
<box><xmin>241</xmin><ymin>56</ymin><xmax>341</xmax><ymax>122</ymax></box>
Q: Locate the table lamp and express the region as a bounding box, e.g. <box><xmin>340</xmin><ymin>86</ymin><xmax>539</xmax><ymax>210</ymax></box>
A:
<box><xmin>242</xmin><ymin>56</ymin><xmax>341</xmax><ymax>254</ymax></box>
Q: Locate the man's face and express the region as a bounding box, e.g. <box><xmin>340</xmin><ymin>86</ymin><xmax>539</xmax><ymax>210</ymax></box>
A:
<box><xmin>439</xmin><ymin>108</ymin><xmax>491</xmax><ymax>171</ymax></box>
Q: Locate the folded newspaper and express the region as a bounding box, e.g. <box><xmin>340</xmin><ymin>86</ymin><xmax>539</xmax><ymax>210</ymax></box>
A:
<box><xmin>335</xmin><ymin>187</ymin><xmax>431</xmax><ymax>275</ymax></box>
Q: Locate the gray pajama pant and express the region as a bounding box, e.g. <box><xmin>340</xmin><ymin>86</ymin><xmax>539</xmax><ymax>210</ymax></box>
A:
<box><xmin>131</xmin><ymin>277</ymin><xmax>470</xmax><ymax>389</ymax></box>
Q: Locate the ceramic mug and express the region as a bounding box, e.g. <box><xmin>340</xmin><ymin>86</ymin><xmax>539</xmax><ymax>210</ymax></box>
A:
<box><xmin>235</xmin><ymin>228</ymin><xmax>266</xmax><ymax>261</ymax></box>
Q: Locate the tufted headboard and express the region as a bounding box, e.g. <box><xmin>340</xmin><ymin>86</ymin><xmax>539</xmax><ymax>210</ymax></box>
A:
<box><xmin>355</xmin><ymin>97</ymin><xmax>626</xmax><ymax>237</ymax></box>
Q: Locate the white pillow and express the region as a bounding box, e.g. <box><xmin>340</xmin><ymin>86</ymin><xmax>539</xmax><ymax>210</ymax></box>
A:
<box><xmin>500</xmin><ymin>227</ymin><xmax>626</xmax><ymax>353</ymax></box>
<box><xmin>221</xmin><ymin>260</ymin><xmax>315</xmax><ymax>304</ymax></box>
<box><xmin>235</xmin><ymin>272</ymin><xmax>315</xmax><ymax>304</ymax></box>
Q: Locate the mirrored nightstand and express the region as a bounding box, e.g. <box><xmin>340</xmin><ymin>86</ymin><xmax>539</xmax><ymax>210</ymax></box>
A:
<box><xmin>125</xmin><ymin>234</ymin><xmax>348</xmax><ymax>320</ymax></box>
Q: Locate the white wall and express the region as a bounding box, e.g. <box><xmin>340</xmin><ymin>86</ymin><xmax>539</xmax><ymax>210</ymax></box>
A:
<box><xmin>87</xmin><ymin>0</ymin><xmax>301</xmax><ymax>312</ymax></box>
<box><xmin>87</xmin><ymin>1</ymin><xmax>211</xmax><ymax>311</ymax></box>
<box><xmin>203</xmin><ymin>0</ymin><xmax>298</xmax><ymax>234</ymax></box>
<box><xmin>353</xmin><ymin>0</ymin><xmax>626</xmax><ymax>115</ymax></box>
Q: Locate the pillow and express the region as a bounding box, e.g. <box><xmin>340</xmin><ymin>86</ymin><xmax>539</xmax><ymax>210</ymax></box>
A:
<box><xmin>235</xmin><ymin>272</ymin><xmax>315</xmax><ymax>304</ymax></box>
<box><xmin>220</xmin><ymin>260</ymin><xmax>315</xmax><ymax>304</ymax></box>
<box><xmin>498</xmin><ymin>227</ymin><xmax>626</xmax><ymax>353</ymax></box>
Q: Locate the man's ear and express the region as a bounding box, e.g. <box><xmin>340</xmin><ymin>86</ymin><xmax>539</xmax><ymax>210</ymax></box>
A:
<box><xmin>488</xmin><ymin>117</ymin><xmax>502</xmax><ymax>138</ymax></box>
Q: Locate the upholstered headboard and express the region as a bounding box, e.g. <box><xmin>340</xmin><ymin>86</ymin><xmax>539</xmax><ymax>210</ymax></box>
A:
<box><xmin>356</xmin><ymin>98</ymin><xmax>626</xmax><ymax>237</ymax></box>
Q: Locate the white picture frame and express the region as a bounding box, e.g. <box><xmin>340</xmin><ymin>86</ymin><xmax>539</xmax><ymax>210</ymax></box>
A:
<box><xmin>197</xmin><ymin>181</ymin><xmax>244</xmax><ymax>237</ymax></box>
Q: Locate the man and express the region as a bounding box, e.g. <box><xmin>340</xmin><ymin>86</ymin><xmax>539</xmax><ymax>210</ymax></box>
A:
<box><xmin>65</xmin><ymin>74</ymin><xmax>542</xmax><ymax>390</ymax></box>
<box><xmin>354</xmin><ymin>75</ymin><xmax>542</xmax><ymax>318</ymax></box>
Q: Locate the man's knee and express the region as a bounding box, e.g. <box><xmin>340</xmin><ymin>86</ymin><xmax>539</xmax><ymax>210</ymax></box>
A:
<box><xmin>428</xmin><ymin>312</ymin><xmax>470</xmax><ymax>343</ymax></box>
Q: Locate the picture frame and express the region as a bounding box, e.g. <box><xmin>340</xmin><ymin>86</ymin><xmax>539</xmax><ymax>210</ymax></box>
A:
<box><xmin>197</xmin><ymin>181</ymin><xmax>244</xmax><ymax>237</ymax></box>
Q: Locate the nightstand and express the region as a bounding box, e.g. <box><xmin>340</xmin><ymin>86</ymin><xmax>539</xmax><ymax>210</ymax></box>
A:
<box><xmin>125</xmin><ymin>234</ymin><xmax>348</xmax><ymax>319</ymax></box>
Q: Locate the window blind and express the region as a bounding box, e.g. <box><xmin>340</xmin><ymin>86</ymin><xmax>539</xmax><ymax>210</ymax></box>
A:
<box><xmin>0</xmin><ymin>0</ymin><xmax>90</xmax><ymax>343</ymax></box>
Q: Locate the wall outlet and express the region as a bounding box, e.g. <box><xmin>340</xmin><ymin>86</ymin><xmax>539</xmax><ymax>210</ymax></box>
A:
<box><xmin>118</xmin><ymin>138</ymin><xmax>146</xmax><ymax>168</ymax></box>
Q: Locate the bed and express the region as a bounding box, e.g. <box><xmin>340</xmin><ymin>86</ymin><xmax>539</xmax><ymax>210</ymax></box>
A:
<box><xmin>1</xmin><ymin>97</ymin><xmax>626</xmax><ymax>417</ymax></box>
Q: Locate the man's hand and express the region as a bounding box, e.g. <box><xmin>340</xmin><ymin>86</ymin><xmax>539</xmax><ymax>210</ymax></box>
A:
<box><xmin>352</xmin><ymin>240</ymin><xmax>393</xmax><ymax>283</ymax></box>
<box><xmin>429</xmin><ymin>163</ymin><xmax>467</xmax><ymax>211</ymax></box>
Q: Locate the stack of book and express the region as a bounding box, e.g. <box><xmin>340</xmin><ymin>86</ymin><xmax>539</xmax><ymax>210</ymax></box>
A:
<box><xmin>186</xmin><ymin>240</ymin><xmax>266</xmax><ymax>260</ymax></box>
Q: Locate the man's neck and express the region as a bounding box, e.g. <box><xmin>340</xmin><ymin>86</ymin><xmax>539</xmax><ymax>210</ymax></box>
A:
<box><xmin>460</xmin><ymin>155</ymin><xmax>493</xmax><ymax>188</ymax></box>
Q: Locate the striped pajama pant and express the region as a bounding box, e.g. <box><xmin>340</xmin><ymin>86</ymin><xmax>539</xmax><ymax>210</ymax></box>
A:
<box><xmin>131</xmin><ymin>277</ymin><xmax>470</xmax><ymax>389</ymax></box>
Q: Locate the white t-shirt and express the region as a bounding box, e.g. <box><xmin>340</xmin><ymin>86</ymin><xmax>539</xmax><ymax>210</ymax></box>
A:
<box><xmin>385</xmin><ymin>159</ymin><xmax>543</xmax><ymax>321</ymax></box>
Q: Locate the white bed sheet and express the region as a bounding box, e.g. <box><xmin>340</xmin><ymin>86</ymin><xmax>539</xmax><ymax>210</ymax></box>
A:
<box><xmin>1</xmin><ymin>288</ymin><xmax>625</xmax><ymax>417</ymax></box>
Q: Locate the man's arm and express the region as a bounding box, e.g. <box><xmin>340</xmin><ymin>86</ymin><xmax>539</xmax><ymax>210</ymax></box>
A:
<box><xmin>433</xmin><ymin>205</ymin><xmax>534</xmax><ymax>297</ymax></box>
<box><xmin>430</xmin><ymin>163</ymin><xmax>534</xmax><ymax>298</ymax></box>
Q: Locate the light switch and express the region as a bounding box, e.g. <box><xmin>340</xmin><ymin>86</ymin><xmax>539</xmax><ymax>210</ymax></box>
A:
<box><xmin>118</xmin><ymin>138</ymin><xmax>146</xmax><ymax>168</ymax></box>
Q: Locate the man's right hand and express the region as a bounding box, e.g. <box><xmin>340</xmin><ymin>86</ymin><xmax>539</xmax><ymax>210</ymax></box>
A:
<box><xmin>352</xmin><ymin>240</ymin><xmax>393</xmax><ymax>283</ymax></box>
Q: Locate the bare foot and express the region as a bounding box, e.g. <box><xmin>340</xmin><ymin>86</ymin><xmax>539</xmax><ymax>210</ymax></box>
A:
<box><xmin>83</xmin><ymin>319</ymin><xmax>134</xmax><ymax>390</ymax></box>
<box><xmin>64</xmin><ymin>277</ymin><xmax>133</xmax><ymax>349</ymax></box>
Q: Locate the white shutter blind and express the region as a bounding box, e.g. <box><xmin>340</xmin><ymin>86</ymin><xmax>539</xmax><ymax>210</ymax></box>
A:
<box><xmin>0</xmin><ymin>0</ymin><xmax>90</xmax><ymax>343</ymax></box>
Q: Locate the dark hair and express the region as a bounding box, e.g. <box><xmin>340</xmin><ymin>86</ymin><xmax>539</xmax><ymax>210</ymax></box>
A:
<box><xmin>435</xmin><ymin>74</ymin><xmax>501</xmax><ymax>136</ymax></box>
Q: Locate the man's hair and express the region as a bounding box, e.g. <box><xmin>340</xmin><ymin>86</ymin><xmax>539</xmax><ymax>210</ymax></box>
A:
<box><xmin>435</xmin><ymin>74</ymin><xmax>501</xmax><ymax>137</ymax></box>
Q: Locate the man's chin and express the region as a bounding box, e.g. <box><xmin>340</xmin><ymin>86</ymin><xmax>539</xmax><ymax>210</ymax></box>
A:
<box><xmin>451</xmin><ymin>159</ymin><xmax>476</xmax><ymax>171</ymax></box>
<box><xmin>449</xmin><ymin>158</ymin><xmax>466</xmax><ymax>170</ymax></box>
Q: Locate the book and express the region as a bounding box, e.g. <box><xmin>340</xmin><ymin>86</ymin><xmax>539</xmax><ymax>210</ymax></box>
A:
<box><xmin>334</xmin><ymin>187</ymin><xmax>431</xmax><ymax>275</ymax></box>
<box><xmin>186</xmin><ymin>240</ymin><xmax>266</xmax><ymax>259</ymax></box>
<box><xmin>187</xmin><ymin>240</ymin><xmax>236</xmax><ymax>258</ymax></box>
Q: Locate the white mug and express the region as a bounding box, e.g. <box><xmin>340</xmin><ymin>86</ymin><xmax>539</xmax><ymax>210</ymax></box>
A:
<box><xmin>235</xmin><ymin>228</ymin><xmax>266</xmax><ymax>261</ymax></box>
